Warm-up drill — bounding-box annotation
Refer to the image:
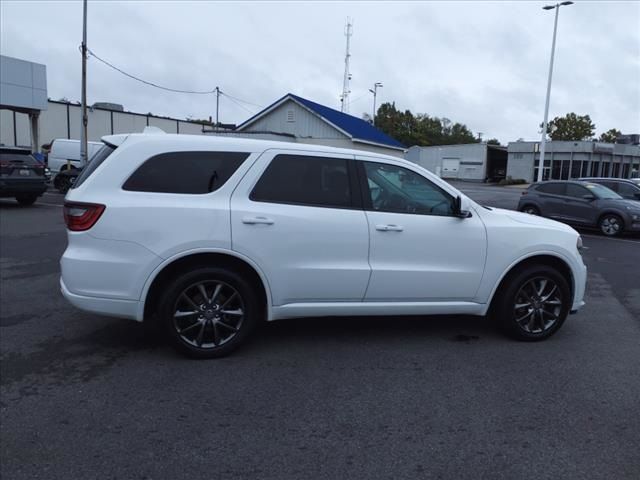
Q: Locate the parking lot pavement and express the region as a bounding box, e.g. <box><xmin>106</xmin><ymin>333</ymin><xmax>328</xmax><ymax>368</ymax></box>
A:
<box><xmin>1</xmin><ymin>195</ymin><xmax>640</xmax><ymax>479</ymax></box>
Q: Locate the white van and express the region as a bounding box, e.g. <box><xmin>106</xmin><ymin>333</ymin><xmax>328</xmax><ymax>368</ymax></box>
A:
<box><xmin>48</xmin><ymin>139</ymin><xmax>103</xmax><ymax>174</ymax></box>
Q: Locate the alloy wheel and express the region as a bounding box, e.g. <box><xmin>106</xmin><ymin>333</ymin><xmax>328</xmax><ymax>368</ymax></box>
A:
<box><xmin>600</xmin><ymin>216</ymin><xmax>621</xmax><ymax>236</ymax></box>
<box><xmin>513</xmin><ymin>276</ymin><xmax>563</xmax><ymax>334</ymax></box>
<box><xmin>172</xmin><ymin>280</ymin><xmax>245</xmax><ymax>349</ymax></box>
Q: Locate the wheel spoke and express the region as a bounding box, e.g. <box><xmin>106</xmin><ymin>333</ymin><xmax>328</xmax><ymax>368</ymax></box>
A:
<box><xmin>221</xmin><ymin>308</ymin><xmax>243</xmax><ymax>316</ymax></box>
<box><xmin>515</xmin><ymin>302</ymin><xmax>532</xmax><ymax>310</ymax></box>
<box><xmin>541</xmin><ymin>285</ymin><xmax>557</xmax><ymax>302</ymax></box>
<box><xmin>212</xmin><ymin>323</ymin><xmax>220</xmax><ymax>346</ymax></box>
<box><xmin>220</xmin><ymin>292</ymin><xmax>238</xmax><ymax>309</ymax></box>
<box><xmin>195</xmin><ymin>320</ymin><xmax>207</xmax><ymax>347</ymax></box>
<box><xmin>174</xmin><ymin>310</ymin><xmax>199</xmax><ymax>318</ymax></box>
<box><xmin>217</xmin><ymin>319</ymin><xmax>239</xmax><ymax>332</ymax></box>
<box><xmin>211</xmin><ymin>283</ymin><xmax>223</xmax><ymax>303</ymax></box>
<box><xmin>516</xmin><ymin>309</ymin><xmax>534</xmax><ymax>323</ymax></box>
<box><xmin>197</xmin><ymin>284</ymin><xmax>210</xmax><ymax>303</ymax></box>
<box><xmin>541</xmin><ymin>309</ymin><xmax>558</xmax><ymax>320</ymax></box>
<box><xmin>181</xmin><ymin>292</ymin><xmax>200</xmax><ymax>311</ymax></box>
<box><xmin>178</xmin><ymin>320</ymin><xmax>202</xmax><ymax>335</ymax></box>
<box><xmin>536</xmin><ymin>279</ymin><xmax>548</xmax><ymax>296</ymax></box>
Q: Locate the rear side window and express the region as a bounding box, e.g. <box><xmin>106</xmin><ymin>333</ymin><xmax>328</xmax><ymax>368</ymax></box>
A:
<box><xmin>536</xmin><ymin>183</ymin><xmax>566</xmax><ymax>195</ymax></box>
<box><xmin>565</xmin><ymin>184</ymin><xmax>590</xmax><ymax>198</ymax></box>
<box><xmin>0</xmin><ymin>153</ymin><xmax>39</xmax><ymax>165</ymax></box>
<box><xmin>71</xmin><ymin>144</ymin><xmax>115</xmax><ymax>189</ymax></box>
<box><xmin>250</xmin><ymin>154</ymin><xmax>352</xmax><ymax>208</ymax></box>
<box><xmin>123</xmin><ymin>151</ymin><xmax>249</xmax><ymax>194</ymax></box>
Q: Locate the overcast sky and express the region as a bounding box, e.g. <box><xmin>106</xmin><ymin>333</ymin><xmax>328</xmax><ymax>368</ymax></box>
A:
<box><xmin>1</xmin><ymin>0</ymin><xmax>639</xmax><ymax>143</ymax></box>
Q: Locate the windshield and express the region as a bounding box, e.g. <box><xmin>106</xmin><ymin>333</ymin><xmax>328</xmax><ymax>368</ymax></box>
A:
<box><xmin>584</xmin><ymin>182</ymin><xmax>622</xmax><ymax>200</ymax></box>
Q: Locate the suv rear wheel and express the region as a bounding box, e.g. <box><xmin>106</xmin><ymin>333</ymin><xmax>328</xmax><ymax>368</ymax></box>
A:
<box><xmin>159</xmin><ymin>267</ymin><xmax>258</xmax><ymax>358</ymax></box>
<box><xmin>494</xmin><ymin>265</ymin><xmax>570</xmax><ymax>341</ymax></box>
<box><xmin>599</xmin><ymin>214</ymin><xmax>623</xmax><ymax>237</ymax></box>
<box><xmin>520</xmin><ymin>205</ymin><xmax>540</xmax><ymax>216</ymax></box>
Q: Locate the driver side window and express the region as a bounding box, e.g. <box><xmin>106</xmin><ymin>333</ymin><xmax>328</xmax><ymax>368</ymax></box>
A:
<box><xmin>362</xmin><ymin>161</ymin><xmax>454</xmax><ymax>216</ymax></box>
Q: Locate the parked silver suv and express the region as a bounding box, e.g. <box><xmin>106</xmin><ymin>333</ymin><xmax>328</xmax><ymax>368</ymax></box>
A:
<box><xmin>518</xmin><ymin>180</ymin><xmax>640</xmax><ymax>236</ymax></box>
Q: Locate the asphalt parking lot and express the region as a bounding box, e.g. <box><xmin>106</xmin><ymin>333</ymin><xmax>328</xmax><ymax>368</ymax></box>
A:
<box><xmin>1</xmin><ymin>187</ymin><xmax>639</xmax><ymax>479</ymax></box>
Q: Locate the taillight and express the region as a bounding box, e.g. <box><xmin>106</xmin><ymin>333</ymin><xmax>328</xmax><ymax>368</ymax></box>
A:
<box><xmin>63</xmin><ymin>202</ymin><xmax>105</xmax><ymax>231</ymax></box>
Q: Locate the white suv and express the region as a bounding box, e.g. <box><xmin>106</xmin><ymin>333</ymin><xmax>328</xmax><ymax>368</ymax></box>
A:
<box><xmin>61</xmin><ymin>133</ymin><xmax>587</xmax><ymax>357</ymax></box>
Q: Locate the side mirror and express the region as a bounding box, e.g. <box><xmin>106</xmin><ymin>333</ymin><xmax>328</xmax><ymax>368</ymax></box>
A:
<box><xmin>453</xmin><ymin>195</ymin><xmax>472</xmax><ymax>218</ymax></box>
<box><xmin>582</xmin><ymin>194</ymin><xmax>596</xmax><ymax>201</ymax></box>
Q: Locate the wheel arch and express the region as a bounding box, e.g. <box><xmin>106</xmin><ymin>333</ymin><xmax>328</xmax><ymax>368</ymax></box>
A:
<box><xmin>597</xmin><ymin>210</ymin><xmax>626</xmax><ymax>227</ymax></box>
<box><xmin>486</xmin><ymin>253</ymin><xmax>574</xmax><ymax>316</ymax></box>
<box><xmin>139</xmin><ymin>250</ymin><xmax>272</xmax><ymax>323</ymax></box>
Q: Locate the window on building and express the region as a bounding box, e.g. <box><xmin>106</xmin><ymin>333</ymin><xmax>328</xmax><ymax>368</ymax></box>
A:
<box><xmin>251</xmin><ymin>154</ymin><xmax>352</xmax><ymax>208</ymax></box>
<box><xmin>361</xmin><ymin>161</ymin><xmax>454</xmax><ymax>216</ymax></box>
<box><xmin>123</xmin><ymin>151</ymin><xmax>249</xmax><ymax>194</ymax></box>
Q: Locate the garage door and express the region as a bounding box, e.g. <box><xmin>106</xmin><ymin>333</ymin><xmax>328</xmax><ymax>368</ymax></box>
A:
<box><xmin>441</xmin><ymin>158</ymin><xmax>460</xmax><ymax>178</ymax></box>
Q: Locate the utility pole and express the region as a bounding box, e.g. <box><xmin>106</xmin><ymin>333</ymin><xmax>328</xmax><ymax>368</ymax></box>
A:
<box><xmin>369</xmin><ymin>82</ymin><xmax>382</xmax><ymax>125</ymax></box>
<box><xmin>215</xmin><ymin>86</ymin><xmax>220</xmax><ymax>133</ymax></box>
<box><xmin>80</xmin><ymin>0</ymin><xmax>88</xmax><ymax>166</ymax></box>
<box><xmin>340</xmin><ymin>18</ymin><xmax>353</xmax><ymax>113</ymax></box>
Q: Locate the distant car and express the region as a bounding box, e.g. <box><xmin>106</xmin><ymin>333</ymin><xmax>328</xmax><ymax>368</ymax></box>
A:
<box><xmin>578</xmin><ymin>177</ymin><xmax>640</xmax><ymax>201</ymax></box>
<box><xmin>0</xmin><ymin>147</ymin><xmax>48</xmax><ymax>205</ymax></box>
<box><xmin>48</xmin><ymin>139</ymin><xmax>102</xmax><ymax>192</ymax></box>
<box><xmin>518</xmin><ymin>180</ymin><xmax>640</xmax><ymax>237</ymax></box>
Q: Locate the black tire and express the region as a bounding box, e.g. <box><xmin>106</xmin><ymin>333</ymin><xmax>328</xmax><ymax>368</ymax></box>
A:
<box><xmin>520</xmin><ymin>204</ymin><xmax>540</xmax><ymax>216</ymax></box>
<box><xmin>15</xmin><ymin>194</ymin><xmax>38</xmax><ymax>206</ymax></box>
<box><xmin>159</xmin><ymin>267</ymin><xmax>259</xmax><ymax>358</ymax></box>
<box><xmin>493</xmin><ymin>265</ymin><xmax>571</xmax><ymax>341</ymax></box>
<box><xmin>598</xmin><ymin>213</ymin><xmax>623</xmax><ymax>237</ymax></box>
<box><xmin>55</xmin><ymin>175</ymin><xmax>71</xmax><ymax>194</ymax></box>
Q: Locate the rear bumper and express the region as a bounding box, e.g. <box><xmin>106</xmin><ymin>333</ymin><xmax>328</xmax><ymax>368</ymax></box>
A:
<box><xmin>60</xmin><ymin>278</ymin><xmax>141</xmax><ymax>321</ymax></box>
<box><xmin>0</xmin><ymin>180</ymin><xmax>47</xmax><ymax>196</ymax></box>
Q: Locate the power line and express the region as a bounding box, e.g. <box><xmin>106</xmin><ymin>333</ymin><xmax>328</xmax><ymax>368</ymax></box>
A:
<box><xmin>87</xmin><ymin>48</ymin><xmax>216</xmax><ymax>95</ymax></box>
<box><xmin>221</xmin><ymin>93</ymin><xmax>257</xmax><ymax>115</ymax></box>
<box><xmin>220</xmin><ymin>91</ymin><xmax>263</xmax><ymax>109</ymax></box>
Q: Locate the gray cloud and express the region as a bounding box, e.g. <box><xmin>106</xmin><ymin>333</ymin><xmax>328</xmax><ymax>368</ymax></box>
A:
<box><xmin>1</xmin><ymin>0</ymin><xmax>638</xmax><ymax>143</ymax></box>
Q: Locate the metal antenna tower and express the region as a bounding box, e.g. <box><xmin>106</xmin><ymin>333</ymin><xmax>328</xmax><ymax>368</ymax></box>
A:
<box><xmin>340</xmin><ymin>18</ymin><xmax>353</xmax><ymax>113</ymax></box>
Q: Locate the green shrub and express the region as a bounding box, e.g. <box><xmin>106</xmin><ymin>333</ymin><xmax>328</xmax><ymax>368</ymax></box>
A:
<box><xmin>498</xmin><ymin>176</ymin><xmax>528</xmax><ymax>186</ymax></box>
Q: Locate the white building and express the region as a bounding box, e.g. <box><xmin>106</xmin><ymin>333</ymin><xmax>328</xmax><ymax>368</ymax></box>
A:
<box><xmin>405</xmin><ymin>143</ymin><xmax>508</xmax><ymax>182</ymax></box>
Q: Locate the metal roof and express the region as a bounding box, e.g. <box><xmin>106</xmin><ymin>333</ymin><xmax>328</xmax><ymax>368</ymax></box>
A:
<box><xmin>236</xmin><ymin>93</ymin><xmax>405</xmax><ymax>150</ymax></box>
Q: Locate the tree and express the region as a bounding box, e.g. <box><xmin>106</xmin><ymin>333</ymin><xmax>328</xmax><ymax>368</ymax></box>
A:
<box><xmin>545</xmin><ymin>113</ymin><xmax>595</xmax><ymax>141</ymax></box>
<box><xmin>598</xmin><ymin>128</ymin><xmax>621</xmax><ymax>143</ymax></box>
<box><xmin>375</xmin><ymin>102</ymin><xmax>479</xmax><ymax>147</ymax></box>
<box><xmin>486</xmin><ymin>138</ymin><xmax>501</xmax><ymax>145</ymax></box>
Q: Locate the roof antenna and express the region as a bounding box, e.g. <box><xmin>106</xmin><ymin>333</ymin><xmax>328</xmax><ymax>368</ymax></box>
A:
<box><xmin>340</xmin><ymin>17</ymin><xmax>353</xmax><ymax>113</ymax></box>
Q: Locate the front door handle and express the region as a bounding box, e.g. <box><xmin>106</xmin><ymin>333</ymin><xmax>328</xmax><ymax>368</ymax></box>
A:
<box><xmin>242</xmin><ymin>216</ymin><xmax>274</xmax><ymax>225</ymax></box>
<box><xmin>376</xmin><ymin>224</ymin><xmax>403</xmax><ymax>232</ymax></box>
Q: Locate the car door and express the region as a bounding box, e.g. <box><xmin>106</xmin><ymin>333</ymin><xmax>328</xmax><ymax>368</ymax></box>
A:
<box><xmin>230</xmin><ymin>150</ymin><xmax>371</xmax><ymax>306</ymax></box>
<box><xmin>535</xmin><ymin>182</ymin><xmax>567</xmax><ymax>219</ymax></box>
<box><xmin>357</xmin><ymin>158</ymin><xmax>487</xmax><ymax>302</ymax></box>
<box><xmin>564</xmin><ymin>183</ymin><xmax>599</xmax><ymax>225</ymax></box>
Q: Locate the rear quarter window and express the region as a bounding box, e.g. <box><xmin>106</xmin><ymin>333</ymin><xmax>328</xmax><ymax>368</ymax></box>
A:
<box><xmin>71</xmin><ymin>144</ymin><xmax>115</xmax><ymax>189</ymax></box>
<box><xmin>123</xmin><ymin>151</ymin><xmax>250</xmax><ymax>194</ymax></box>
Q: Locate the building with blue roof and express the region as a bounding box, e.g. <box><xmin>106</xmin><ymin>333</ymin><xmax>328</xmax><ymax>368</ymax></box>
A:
<box><xmin>235</xmin><ymin>93</ymin><xmax>405</xmax><ymax>157</ymax></box>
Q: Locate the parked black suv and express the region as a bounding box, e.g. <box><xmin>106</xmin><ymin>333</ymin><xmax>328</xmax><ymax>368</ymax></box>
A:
<box><xmin>578</xmin><ymin>177</ymin><xmax>640</xmax><ymax>201</ymax></box>
<box><xmin>0</xmin><ymin>147</ymin><xmax>48</xmax><ymax>205</ymax></box>
<box><xmin>517</xmin><ymin>180</ymin><xmax>640</xmax><ymax>237</ymax></box>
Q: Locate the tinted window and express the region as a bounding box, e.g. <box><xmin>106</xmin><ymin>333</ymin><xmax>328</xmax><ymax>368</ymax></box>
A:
<box><xmin>0</xmin><ymin>153</ymin><xmax>38</xmax><ymax>165</ymax></box>
<box><xmin>251</xmin><ymin>154</ymin><xmax>352</xmax><ymax>208</ymax></box>
<box><xmin>536</xmin><ymin>183</ymin><xmax>566</xmax><ymax>195</ymax></box>
<box><xmin>72</xmin><ymin>144</ymin><xmax>115</xmax><ymax>189</ymax></box>
<box><xmin>617</xmin><ymin>182</ymin><xmax>639</xmax><ymax>198</ymax></box>
<box><xmin>566</xmin><ymin>184</ymin><xmax>590</xmax><ymax>199</ymax></box>
<box><xmin>123</xmin><ymin>151</ymin><xmax>249</xmax><ymax>194</ymax></box>
<box><xmin>362</xmin><ymin>161</ymin><xmax>453</xmax><ymax>216</ymax></box>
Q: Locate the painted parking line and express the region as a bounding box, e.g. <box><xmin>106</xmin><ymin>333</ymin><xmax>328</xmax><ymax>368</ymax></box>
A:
<box><xmin>581</xmin><ymin>234</ymin><xmax>640</xmax><ymax>244</ymax></box>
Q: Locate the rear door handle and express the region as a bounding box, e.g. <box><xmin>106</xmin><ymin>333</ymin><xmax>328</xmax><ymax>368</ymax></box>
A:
<box><xmin>376</xmin><ymin>224</ymin><xmax>403</xmax><ymax>232</ymax></box>
<box><xmin>242</xmin><ymin>216</ymin><xmax>274</xmax><ymax>225</ymax></box>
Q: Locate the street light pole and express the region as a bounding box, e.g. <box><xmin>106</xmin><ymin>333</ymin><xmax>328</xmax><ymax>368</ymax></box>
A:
<box><xmin>369</xmin><ymin>82</ymin><xmax>382</xmax><ymax>126</ymax></box>
<box><xmin>536</xmin><ymin>1</ymin><xmax>573</xmax><ymax>183</ymax></box>
<box><xmin>80</xmin><ymin>0</ymin><xmax>88</xmax><ymax>166</ymax></box>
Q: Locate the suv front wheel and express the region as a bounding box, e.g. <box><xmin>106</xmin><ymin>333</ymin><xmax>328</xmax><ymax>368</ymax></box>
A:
<box><xmin>494</xmin><ymin>265</ymin><xmax>571</xmax><ymax>341</ymax></box>
<box><xmin>159</xmin><ymin>267</ymin><xmax>259</xmax><ymax>358</ymax></box>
